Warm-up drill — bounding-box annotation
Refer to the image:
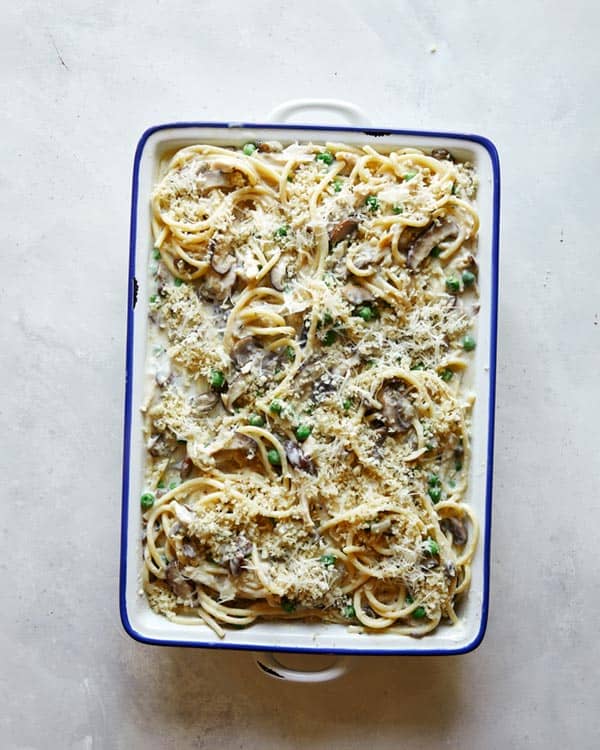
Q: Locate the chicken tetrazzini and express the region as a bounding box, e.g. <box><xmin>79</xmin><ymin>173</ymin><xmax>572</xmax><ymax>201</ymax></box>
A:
<box><xmin>139</xmin><ymin>139</ymin><xmax>480</xmax><ymax>637</ymax></box>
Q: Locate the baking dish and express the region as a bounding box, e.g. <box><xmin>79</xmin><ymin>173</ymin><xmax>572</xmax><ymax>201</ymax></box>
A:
<box><xmin>120</xmin><ymin>100</ymin><xmax>500</xmax><ymax>676</ymax></box>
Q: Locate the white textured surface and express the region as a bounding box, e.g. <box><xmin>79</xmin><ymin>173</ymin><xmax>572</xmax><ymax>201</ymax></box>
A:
<box><xmin>1</xmin><ymin>1</ymin><xmax>598</xmax><ymax>748</ymax></box>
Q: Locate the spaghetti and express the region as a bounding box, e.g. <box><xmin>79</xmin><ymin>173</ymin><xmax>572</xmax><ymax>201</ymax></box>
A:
<box><xmin>140</xmin><ymin>140</ymin><xmax>480</xmax><ymax>637</ymax></box>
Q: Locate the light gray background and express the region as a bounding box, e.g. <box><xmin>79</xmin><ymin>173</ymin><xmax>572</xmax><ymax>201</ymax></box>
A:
<box><xmin>1</xmin><ymin>1</ymin><xmax>598</xmax><ymax>748</ymax></box>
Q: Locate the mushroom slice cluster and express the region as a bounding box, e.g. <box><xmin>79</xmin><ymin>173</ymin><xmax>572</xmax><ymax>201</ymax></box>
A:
<box><xmin>375</xmin><ymin>380</ymin><xmax>416</xmax><ymax>434</ymax></box>
<box><xmin>406</xmin><ymin>219</ymin><xmax>459</xmax><ymax>270</ymax></box>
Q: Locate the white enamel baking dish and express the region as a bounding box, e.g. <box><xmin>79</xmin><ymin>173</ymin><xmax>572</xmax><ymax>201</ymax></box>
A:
<box><xmin>120</xmin><ymin>100</ymin><xmax>500</xmax><ymax>681</ymax></box>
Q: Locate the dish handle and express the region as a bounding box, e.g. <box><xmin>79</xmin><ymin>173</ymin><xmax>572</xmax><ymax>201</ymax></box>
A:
<box><xmin>254</xmin><ymin>652</ymin><xmax>349</xmax><ymax>683</ymax></box>
<box><xmin>267</xmin><ymin>98</ymin><xmax>372</xmax><ymax>127</ymax></box>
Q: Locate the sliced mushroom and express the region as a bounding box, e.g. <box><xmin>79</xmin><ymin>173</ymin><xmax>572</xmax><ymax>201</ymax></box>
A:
<box><xmin>377</xmin><ymin>381</ymin><xmax>415</xmax><ymax>433</ymax></box>
<box><xmin>180</xmin><ymin>456</ymin><xmax>193</xmax><ymax>480</ymax></box>
<box><xmin>406</xmin><ymin>219</ymin><xmax>459</xmax><ymax>270</ymax></box>
<box><xmin>174</xmin><ymin>258</ymin><xmax>198</xmax><ymax>277</ymax></box>
<box><xmin>167</xmin><ymin>521</ymin><xmax>183</xmax><ymax>538</ymax></box>
<box><xmin>270</xmin><ymin>259</ymin><xmax>287</xmax><ymax>291</ymax></box>
<box><xmin>259</xmin><ymin>350</ymin><xmax>284</xmax><ymax>376</ymax></box>
<box><xmin>440</xmin><ymin>517</ymin><xmax>468</xmax><ymax>546</ymax></box>
<box><xmin>225</xmin><ymin>534</ymin><xmax>253</xmax><ymax>576</ymax></box>
<box><xmin>342</xmin><ymin>283</ymin><xmax>374</xmax><ymax>305</ymax></box>
<box><xmin>172</xmin><ymin>502</ymin><xmax>195</xmax><ymax>526</ymax></box>
<box><xmin>208</xmin><ymin>159</ymin><xmax>235</xmax><ymax>173</ymax></box>
<box><xmin>352</xmin><ymin>245</ymin><xmax>379</xmax><ymax>270</ymax></box>
<box><xmin>221</xmin><ymin>373</ymin><xmax>251</xmax><ymax>410</ymax></box>
<box><xmin>200</xmin><ymin>267</ymin><xmax>237</xmax><ymax>301</ymax></box>
<box><xmin>165</xmin><ymin>561</ymin><xmax>194</xmax><ymax>599</ymax></box>
<box><xmin>198</xmin><ymin>169</ymin><xmax>234</xmax><ymax>191</ymax></box>
<box><xmin>181</xmin><ymin>542</ymin><xmax>197</xmax><ymax>559</ymax></box>
<box><xmin>397</xmin><ymin>225</ymin><xmax>423</xmax><ymax>253</ymax></box>
<box><xmin>329</xmin><ymin>217</ymin><xmax>359</xmax><ymax>246</ymax></box>
<box><xmin>189</xmin><ymin>392</ymin><xmax>219</xmax><ymax>415</ymax></box>
<box><xmin>228</xmin><ymin>557</ymin><xmax>242</xmax><ymax>576</ymax></box>
<box><xmin>209</xmin><ymin>238</ymin><xmax>235</xmax><ymax>275</ymax></box>
<box><xmin>431</xmin><ymin>148</ymin><xmax>454</xmax><ymax>162</ymax></box>
<box><xmin>284</xmin><ymin>440</ymin><xmax>316</xmax><ymax>474</ymax></box>
<box><xmin>257</xmin><ymin>141</ymin><xmax>283</xmax><ymax>153</ymax></box>
<box><xmin>148</xmin><ymin>434</ymin><xmax>171</xmax><ymax>457</ymax></box>
<box><xmin>230</xmin><ymin>337</ymin><xmax>262</xmax><ymax>369</ymax></box>
<box><xmin>226</xmin><ymin>432</ymin><xmax>257</xmax><ymax>452</ymax></box>
<box><xmin>291</xmin><ymin>355</ymin><xmax>326</xmax><ymax>400</ymax></box>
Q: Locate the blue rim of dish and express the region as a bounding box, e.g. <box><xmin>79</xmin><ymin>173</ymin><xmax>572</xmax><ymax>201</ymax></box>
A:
<box><xmin>120</xmin><ymin>122</ymin><xmax>500</xmax><ymax>655</ymax></box>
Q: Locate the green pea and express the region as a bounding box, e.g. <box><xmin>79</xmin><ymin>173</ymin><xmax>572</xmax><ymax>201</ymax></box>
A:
<box><xmin>342</xmin><ymin>398</ymin><xmax>352</xmax><ymax>411</ymax></box>
<box><xmin>285</xmin><ymin>345</ymin><xmax>296</xmax><ymax>362</ymax></box>
<box><xmin>169</xmin><ymin>481</ymin><xmax>178</xmax><ymax>490</ymax></box>
<box><xmin>405</xmin><ymin>594</ymin><xmax>414</xmax><ymax>605</ymax></box>
<box><xmin>149</xmin><ymin>294</ymin><xmax>158</xmax><ymax>303</ymax></box>
<box><xmin>152</xmin><ymin>248</ymin><xmax>161</xmax><ymax>260</ymax></box>
<box><xmin>455</xmin><ymin>461</ymin><xmax>463</xmax><ymax>472</ymax></box>
<box><xmin>267</xmin><ymin>449</ymin><xmax>281</xmax><ymax>466</ymax></box>
<box><xmin>295</xmin><ymin>424</ymin><xmax>312</xmax><ymax>441</ymax></box>
<box><xmin>248</xmin><ymin>414</ymin><xmax>265</xmax><ymax>427</ymax></box>
<box><xmin>342</xmin><ymin>604</ymin><xmax>356</xmax><ymax>619</ymax></box>
<box><xmin>411</xmin><ymin>362</ymin><xmax>426</xmax><ymax>371</ymax></box>
<box><xmin>322</xmin><ymin>329</ymin><xmax>337</xmax><ymax>346</ymax></box>
<box><xmin>269</xmin><ymin>400</ymin><xmax>283</xmax><ymax>414</ymax></box>
<box><xmin>365</xmin><ymin>195</ymin><xmax>380</xmax><ymax>212</ymax></box>
<box><xmin>333</xmin><ymin>177</ymin><xmax>343</xmax><ymax>192</ymax></box>
<box><xmin>392</xmin><ymin>204</ymin><xmax>404</xmax><ymax>214</ymax></box>
<box><xmin>403</xmin><ymin>172</ymin><xmax>417</xmax><ymax>181</ymax></box>
<box><xmin>316</xmin><ymin>152</ymin><xmax>334</xmax><ymax>165</ymax></box>
<box><xmin>430</xmin><ymin>246</ymin><xmax>441</xmax><ymax>258</ymax></box>
<box><xmin>274</xmin><ymin>225</ymin><xmax>288</xmax><ymax>238</ymax></box>
<box><xmin>425</xmin><ymin>538</ymin><xmax>439</xmax><ymax>555</ymax></box>
<box><xmin>462</xmin><ymin>335</ymin><xmax>476</xmax><ymax>351</ymax></box>
<box><xmin>440</xmin><ymin>369</ymin><xmax>454</xmax><ymax>382</ymax></box>
<box><xmin>428</xmin><ymin>474</ymin><xmax>440</xmax><ymax>487</ymax></box>
<box><xmin>446</xmin><ymin>277</ymin><xmax>460</xmax><ymax>293</ymax></box>
<box><xmin>157</xmin><ymin>480</ymin><xmax>165</xmax><ymax>489</ymax></box>
<box><xmin>140</xmin><ymin>493</ymin><xmax>154</xmax><ymax>511</ymax></box>
<box><xmin>428</xmin><ymin>486</ymin><xmax>442</xmax><ymax>504</ymax></box>
<box><xmin>413</xmin><ymin>606</ymin><xmax>427</xmax><ymax>619</ymax></box>
<box><xmin>174</xmin><ymin>277</ymin><xmax>183</xmax><ymax>286</ymax></box>
<box><xmin>356</xmin><ymin>306</ymin><xmax>376</xmax><ymax>322</ymax></box>
<box><xmin>209</xmin><ymin>369</ymin><xmax>226</xmax><ymax>389</ymax></box>
<box><xmin>320</xmin><ymin>554</ymin><xmax>336</xmax><ymax>567</ymax></box>
<box><xmin>462</xmin><ymin>270</ymin><xmax>476</xmax><ymax>286</ymax></box>
<box><xmin>242</xmin><ymin>143</ymin><xmax>257</xmax><ymax>155</ymax></box>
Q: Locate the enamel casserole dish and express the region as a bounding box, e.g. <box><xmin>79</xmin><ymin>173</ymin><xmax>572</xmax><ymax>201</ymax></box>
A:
<box><xmin>120</xmin><ymin>100</ymin><xmax>500</xmax><ymax>679</ymax></box>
